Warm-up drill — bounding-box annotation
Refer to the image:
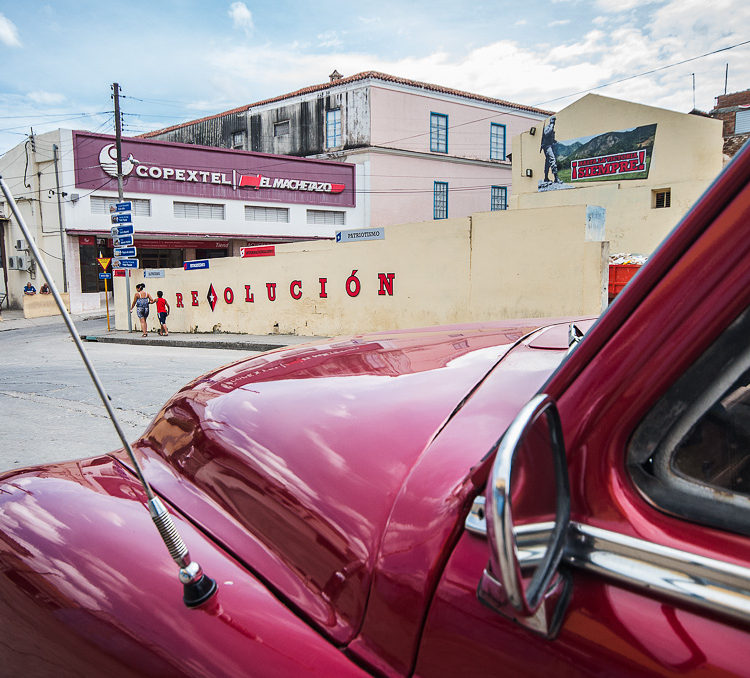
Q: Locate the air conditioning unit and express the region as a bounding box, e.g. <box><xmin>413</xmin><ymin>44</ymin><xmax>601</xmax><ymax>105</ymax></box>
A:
<box><xmin>15</xmin><ymin>239</ymin><xmax>28</xmax><ymax>251</ymax></box>
<box><xmin>8</xmin><ymin>256</ymin><xmax>22</xmax><ymax>270</ymax></box>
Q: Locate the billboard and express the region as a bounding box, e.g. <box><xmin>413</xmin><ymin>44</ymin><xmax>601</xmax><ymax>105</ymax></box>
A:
<box><xmin>538</xmin><ymin>121</ymin><xmax>657</xmax><ymax>192</ymax></box>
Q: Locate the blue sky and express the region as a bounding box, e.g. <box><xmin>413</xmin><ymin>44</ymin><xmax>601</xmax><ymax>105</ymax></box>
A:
<box><xmin>1</xmin><ymin>0</ymin><xmax>749</xmax><ymax>155</ymax></box>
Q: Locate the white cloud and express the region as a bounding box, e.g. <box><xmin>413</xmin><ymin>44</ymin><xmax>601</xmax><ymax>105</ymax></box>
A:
<box><xmin>549</xmin><ymin>19</ymin><xmax>571</xmax><ymax>27</ymax></box>
<box><xmin>317</xmin><ymin>31</ymin><xmax>343</xmax><ymax>49</ymax></box>
<box><xmin>0</xmin><ymin>13</ymin><xmax>21</xmax><ymax>47</ymax></box>
<box><xmin>595</xmin><ymin>0</ymin><xmax>656</xmax><ymax>11</ymax></box>
<box><xmin>228</xmin><ymin>2</ymin><xmax>254</xmax><ymax>35</ymax></box>
<box><xmin>27</xmin><ymin>91</ymin><xmax>65</xmax><ymax>105</ymax></box>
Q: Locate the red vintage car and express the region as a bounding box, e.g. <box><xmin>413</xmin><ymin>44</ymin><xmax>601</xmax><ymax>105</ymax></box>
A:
<box><xmin>2</xmin><ymin>144</ymin><xmax>750</xmax><ymax>677</ymax></box>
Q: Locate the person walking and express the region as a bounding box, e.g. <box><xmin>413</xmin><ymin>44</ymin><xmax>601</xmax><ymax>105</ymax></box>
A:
<box><xmin>130</xmin><ymin>283</ymin><xmax>154</xmax><ymax>337</ymax></box>
<box><xmin>155</xmin><ymin>291</ymin><xmax>170</xmax><ymax>336</ymax></box>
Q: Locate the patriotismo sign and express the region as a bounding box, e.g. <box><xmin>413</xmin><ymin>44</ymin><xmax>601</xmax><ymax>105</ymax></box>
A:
<box><xmin>74</xmin><ymin>132</ymin><xmax>355</xmax><ymax>208</ymax></box>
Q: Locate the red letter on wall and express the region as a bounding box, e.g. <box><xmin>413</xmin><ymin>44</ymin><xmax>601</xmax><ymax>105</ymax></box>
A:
<box><xmin>244</xmin><ymin>285</ymin><xmax>254</xmax><ymax>302</ymax></box>
<box><xmin>224</xmin><ymin>287</ymin><xmax>234</xmax><ymax>304</ymax></box>
<box><xmin>290</xmin><ymin>280</ymin><xmax>302</xmax><ymax>300</ymax></box>
<box><xmin>176</xmin><ymin>292</ymin><xmax>184</xmax><ymax>308</ymax></box>
<box><xmin>266</xmin><ymin>283</ymin><xmax>277</xmax><ymax>301</ymax></box>
<box><xmin>319</xmin><ymin>277</ymin><xmax>328</xmax><ymax>298</ymax></box>
<box><xmin>191</xmin><ymin>291</ymin><xmax>199</xmax><ymax>306</ymax></box>
<box><xmin>377</xmin><ymin>273</ymin><xmax>395</xmax><ymax>296</ymax></box>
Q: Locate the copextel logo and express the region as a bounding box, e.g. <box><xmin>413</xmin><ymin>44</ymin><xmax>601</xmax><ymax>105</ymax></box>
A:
<box><xmin>98</xmin><ymin>144</ymin><xmax>346</xmax><ymax>194</ymax></box>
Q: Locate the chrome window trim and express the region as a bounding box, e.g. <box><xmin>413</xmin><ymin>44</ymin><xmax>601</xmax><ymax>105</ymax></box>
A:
<box><xmin>466</xmin><ymin>496</ymin><xmax>750</xmax><ymax>625</ymax></box>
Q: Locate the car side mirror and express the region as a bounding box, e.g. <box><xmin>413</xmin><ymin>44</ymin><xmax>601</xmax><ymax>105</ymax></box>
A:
<box><xmin>478</xmin><ymin>394</ymin><xmax>572</xmax><ymax>638</ymax></box>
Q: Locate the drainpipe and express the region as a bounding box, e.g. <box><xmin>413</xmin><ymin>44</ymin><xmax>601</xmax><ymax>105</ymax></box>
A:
<box><xmin>52</xmin><ymin>144</ymin><xmax>68</xmax><ymax>292</ymax></box>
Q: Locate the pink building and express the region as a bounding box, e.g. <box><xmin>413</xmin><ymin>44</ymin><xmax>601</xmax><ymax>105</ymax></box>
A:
<box><xmin>145</xmin><ymin>71</ymin><xmax>552</xmax><ymax>226</ymax></box>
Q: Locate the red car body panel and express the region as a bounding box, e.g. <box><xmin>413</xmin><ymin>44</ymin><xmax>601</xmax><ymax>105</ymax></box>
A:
<box><xmin>0</xmin><ymin>456</ymin><xmax>370</xmax><ymax>677</ymax></box>
<box><xmin>2</xmin><ymin>144</ymin><xmax>750</xmax><ymax>676</ymax></box>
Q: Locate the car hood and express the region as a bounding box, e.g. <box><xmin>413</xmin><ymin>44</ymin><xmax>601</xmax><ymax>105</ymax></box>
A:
<box><xmin>128</xmin><ymin>319</ymin><xmax>589</xmax><ymax>648</ymax></box>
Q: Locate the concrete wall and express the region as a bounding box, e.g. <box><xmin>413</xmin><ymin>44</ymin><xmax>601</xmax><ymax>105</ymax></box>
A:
<box><xmin>113</xmin><ymin>204</ymin><xmax>606</xmax><ymax>336</ymax></box>
<box><xmin>510</xmin><ymin>94</ymin><xmax>724</xmax><ymax>254</ymax></box>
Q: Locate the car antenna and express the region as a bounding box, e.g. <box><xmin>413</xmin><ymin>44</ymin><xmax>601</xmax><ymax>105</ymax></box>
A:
<box><xmin>0</xmin><ymin>176</ymin><xmax>217</xmax><ymax>608</ymax></box>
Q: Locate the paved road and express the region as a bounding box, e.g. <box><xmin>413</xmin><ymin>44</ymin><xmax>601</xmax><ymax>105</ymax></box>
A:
<box><xmin>0</xmin><ymin>317</ymin><xmax>256</xmax><ymax>473</ymax></box>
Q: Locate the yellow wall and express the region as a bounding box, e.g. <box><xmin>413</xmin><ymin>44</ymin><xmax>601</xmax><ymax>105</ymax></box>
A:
<box><xmin>510</xmin><ymin>94</ymin><xmax>723</xmax><ymax>254</ymax></box>
<box><xmin>114</xmin><ymin>204</ymin><xmax>606</xmax><ymax>336</ymax></box>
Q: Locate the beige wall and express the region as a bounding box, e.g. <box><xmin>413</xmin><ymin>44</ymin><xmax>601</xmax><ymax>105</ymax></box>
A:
<box><xmin>510</xmin><ymin>94</ymin><xmax>724</xmax><ymax>254</ymax></box>
<box><xmin>114</xmin><ymin>204</ymin><xmax>606</xmax><ymax>336</ymax></box>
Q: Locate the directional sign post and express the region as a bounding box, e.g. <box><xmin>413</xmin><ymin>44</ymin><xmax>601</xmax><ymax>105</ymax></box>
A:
<box><xmin>110</xmin><ymin>201</ymin><xmax>132</xmax><ymax>213</ymax></box>
<box><xmin>111</xmin><ymin>224</ymin><xmax>134</xmax><ymax>237</ymax></box>
<box><xmin>112</xmin><ymin>234</ymin><xmax>133</xmax><ymax>247</ymax></box>
<box><xmin>113</xmin><ymin>246</ymin><xmax>137</xmax><ymax>258</ymax></box>
<box><xmin>112</xmin><ymin>258</ymin><xmax>139</xmax><ymax>269</ymax></box>
<box><xmin>96</xmin><ymin>258</ymin><xmax>112</xmax><ymax>331</ymax></box>
<box><xmin>99</xmin><ymin>272</ymin><xmax>112</xmax><ymax>279</ymax></box>
<box><xmin>111</xmin><ymin>212</ymin><xmax>132</xmax><ymax>224</ymax></box>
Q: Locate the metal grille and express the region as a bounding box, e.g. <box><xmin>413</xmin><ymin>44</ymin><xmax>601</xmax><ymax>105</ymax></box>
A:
<box><xmin>491</xmin><ymin>186</ymin><xmax>508</xmax><ymax>210</ymax></box>
<box><xmin>434</xmin><ymin>181</ymin><xmax>448</xmax><ymax>219</ymax></box>
<box><xmin>245</xmin><ymin>205</ymin><xmax>290</xmax><ymax>222</ymax></box>
<box><xmin>735</xmin><ymin>110</ymin><xmax>750</xmax><ymax>135</ymax></box>
<box><xmin>306</xmin><ymin>209</ymin><xmax>345</xmax><ymax>225</ymax></box>
<box><xmin>274</xmin><ymin>121</ymin><xmax>290</xmax><ymax>137</ymax></box>
<box><xmin>90</xmin><ymin>196</ymin><xmax>151</xmax><ymax>216</ymax></box>
<box><xmin>430</xmin><ymin>113</ymin><xmax>448</xmax><ymax>153</ymax></box>
<box><xmin>173</xmin><ymin>201</ymin><xmax>225</xmax><ymax>220</ymax></box>
<box><xmin>654</xmin><ymin>190</ymin><xmax>671</xmax><ymax>209</ymax></box>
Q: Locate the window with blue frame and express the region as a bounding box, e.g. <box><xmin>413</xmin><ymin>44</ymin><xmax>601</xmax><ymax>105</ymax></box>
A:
<box><xmin>430</xmin><ymin>113</ymin><xmax>448</xmax><ymax>153</ymax></box>
<box><xmin>326</xmin><ymin>109</ymin><xmax>342</xmax><ymax>148</ymax></box>
<box><xmin>490</xmin><ymin>123</ymin><xmax>506</xmax><ymax>160</ymax></box>
<box><xmin>491</xmin><ymin>185</ymin><xmax>508</xmax><ymax>211</ymax></box>
<box><xmin>434</xmin><ymin>181</ymin><xmax>448</xmax><ymax>219</ymax></box>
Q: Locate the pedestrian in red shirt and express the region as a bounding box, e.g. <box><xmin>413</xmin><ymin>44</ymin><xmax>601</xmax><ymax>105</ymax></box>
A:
<box><xmin>155</xmin><ymin>291</ymin><xmax>170</xmax><ymax>336</ymax></box>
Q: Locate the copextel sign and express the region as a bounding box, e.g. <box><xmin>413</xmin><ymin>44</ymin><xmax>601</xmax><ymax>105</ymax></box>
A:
<box><xmin>74</xmin><ymin>132</ymin><xmax>356</xmax><ymax>207</ymax></box>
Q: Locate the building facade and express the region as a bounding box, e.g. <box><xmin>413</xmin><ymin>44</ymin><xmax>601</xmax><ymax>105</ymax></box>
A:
<box><xmin>709</xmin><ymin>89</ymin><xmax>750</xmax><ymax>157</ymax></box>
<box><xmin>0</xmin><ymin>129</ymin><xmax>362</xmax><ymax>311</ymax></box>
<box><xmin>144</xmin><ymin>71</ymin><xmax>551</xmax><ymax>227</ymax></box>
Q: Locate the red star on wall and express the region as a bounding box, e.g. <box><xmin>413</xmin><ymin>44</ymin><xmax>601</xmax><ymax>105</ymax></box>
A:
<box><xmin>207</xmin><ymin>283</ymin><xmax>217</xmax><ymax>311</ymax></box>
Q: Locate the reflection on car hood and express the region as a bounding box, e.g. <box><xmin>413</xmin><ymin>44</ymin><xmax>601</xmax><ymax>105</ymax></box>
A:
<box><xmin>131</xmin><ymin>319</ymin><xmax>582</xmax><ymax>646</ymax></box>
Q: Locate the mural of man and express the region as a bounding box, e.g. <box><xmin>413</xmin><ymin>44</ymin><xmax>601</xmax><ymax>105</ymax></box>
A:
<box><xmin>540</xmin><ymin>116</ymin><xmax>561</xmax><ymax>183</ymax></box>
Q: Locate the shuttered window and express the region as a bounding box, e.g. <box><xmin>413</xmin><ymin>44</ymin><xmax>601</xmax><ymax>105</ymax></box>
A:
<box><xmin>90</xmin><ymin>196</ymin><xmax>151</xmax><ymax>216</ymax></box>
<box><xmin>735</xmin><ymin>110</ymin><xmax>750</xmax><ymax>134</ymax></box>
<box><xmin>326</xmin><ymin>109</ymin><xmax>341</xmax><ymax>148</ymax></box>
<box><xmin>430</xmin><ymin>113</ymin><xmax>448</xmax><ymax>153</ymax></box>
<box><xmin>307</xmin><ymin>209</ymin><xmax>345</xmax><ymax>225</ymax></box>
<box><xmin>245</xmin><ymin>205</ymin><xmax>290</xmax><ymax>222</ymax></box>
<box><xmin>173</xmin><ymin>201</ymin><xmax>225</xmax><ymax>219</ymax></box>
<box><xmin>653</xmin><ymin>189</ymin><xmax>671</xmax><ymax>209</ymax></box>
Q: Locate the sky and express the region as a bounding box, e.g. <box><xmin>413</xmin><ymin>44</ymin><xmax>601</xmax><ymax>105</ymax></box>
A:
<box><xmin>1</xmin><ymin>0</ymin><xmax>749</xmax><ymax>156</ymax></box>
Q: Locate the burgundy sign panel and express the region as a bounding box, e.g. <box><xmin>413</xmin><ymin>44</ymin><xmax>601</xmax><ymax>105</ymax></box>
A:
<box><xmin>73</xmin><ymin>131</ymin><xmax>356</xmax><ymax>208</ymax></box>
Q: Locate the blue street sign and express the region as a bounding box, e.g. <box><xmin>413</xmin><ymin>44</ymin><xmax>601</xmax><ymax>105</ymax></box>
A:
<box><xmin>112</xmin><ymin>234</ymin><xmax>133</xmax><ymax>247</ymax></box>
<box><xmin>114</xmin><ymin>246</ymin><xmax>137</xmax><ymax>258</ymax></box>
<box><xmin>111</xmin><ymin>224</ymin><xmax>134</xmax><ymax>236</ymax></box>
<box><xmin>112</xmin><ymin>201</ymin><xmax>132</xmax><ymax>213</ymax></box>
<box><xmin>184</xmin><ymin>259</ymin><xmax>210</xmax><ymax>271</ymax></box>
<box><xmin>99</xmin><ymin>272</ymin><xmax>112</xmax><ymax>279</ymax></box>
<box><xmin>111</xmin><ymin>213</ymin><xmax>132</xmax><ymax>224</ymax></box>
<box><xmin>112</xmin><ymin>258</ymin><xmax>138</xmax><ymax>269</ymax></box>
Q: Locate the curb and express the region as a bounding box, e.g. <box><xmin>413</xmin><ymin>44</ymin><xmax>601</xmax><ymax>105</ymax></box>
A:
<box><xmin>80</xmin><ymin>334</ymin><xmax>287</xmax><ymax>352</ymax></box>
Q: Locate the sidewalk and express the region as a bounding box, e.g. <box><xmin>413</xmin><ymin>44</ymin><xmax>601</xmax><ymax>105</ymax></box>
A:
<box><xmin>0</xmin><ymin>308</ymin><xmax>322</xmax><ymax>352</ymax></box>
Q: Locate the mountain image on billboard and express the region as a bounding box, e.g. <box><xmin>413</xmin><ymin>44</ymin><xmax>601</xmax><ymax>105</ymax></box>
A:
<box><xmin>538</xmin><ymin>123</ymin><xmax>657</xmax><ymax>192</ymax></box>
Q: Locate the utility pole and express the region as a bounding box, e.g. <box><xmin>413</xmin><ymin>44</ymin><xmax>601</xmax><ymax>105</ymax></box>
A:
<box><xmin>112</xmin><ymin>82</ymin><xmax>132</xmax><ymax>331</ymax></box>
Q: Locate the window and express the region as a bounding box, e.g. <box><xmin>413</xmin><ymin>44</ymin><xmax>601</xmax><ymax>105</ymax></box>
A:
<box><xmin>628</xmin><ymin>305</ymin><xmax>750</xmax><ymax>536</ymax></box>
<box><xmin>653</xmin><ymin>189</ymin><xmax>671</xmax><ymax>209</ymax></box>
<box><xmin>79</xmin><ymin>241</ymin><xmax>113</xmax><ymax>293</ymax></box>
<box><xmin>232</xmin><ymin>131</ymin><xmax>246</xmax><ymax>150</ymax></box>
<box><xmin>245</xmin><ymin>205</ymin><xmax>290</xmax><ymax>222</ymax></box>
<box><xmin>430</xmin><ymin>113</ymin><xmax>448</xmax><ymax>153</ymax></box>
<box><xmin>491</xmin><ymin>186</ymin><xmax>508</xmax><ymax>211</ymax></box>
<box><xmin>273</xmin><ymin>121</ymin><xmax>290</xmax><ymax>137</ymax></box>
<box><xmin>490</xmin><ymin>123</ymin><xmax>506</xmax><ymax>160</ymax></box>
<box><xmin>90</xmin><ymin>196</ymin><xmax>151</xmax><ymax>216</ymax></box>
<box><xmin>173</xmin><ymin>201</ymin><xmax>225</xmax><ymax>220</ymax></box>
<box><xmin>326</xmin><ymin>109</ymin><xmax>341</xmax><ymax>148</ymax></box>
<box><xmin>434</xmin><ymin>181</ymin><xmax>448</xmax><ymax>219</ymax></box>
<box><xmin>307</xmin><ymin>209</ymin><xmax>345</xmax><ymax>225</ymax></box>
<box><xmin>735</xmin><ymin>109</ymin><xmax>750</xmax><ymax>135</ymax></box>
